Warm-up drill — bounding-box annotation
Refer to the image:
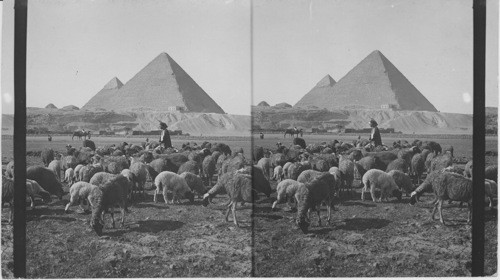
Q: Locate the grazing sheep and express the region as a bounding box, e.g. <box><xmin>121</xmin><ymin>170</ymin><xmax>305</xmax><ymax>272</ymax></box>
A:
<box><xmin>427</xmin><ymin>172</ymin><xmax>472</xmax><ymax>225</ymax></box>
<box><xmin>80</xmin><ymin>165</ymin><xmax>103</xmax><ymax>183</ymax></box>
<box><xmin>409</xmin><ymin>170</ymin><xmax>445</xmax><ymax>204</ymax></box>
<box><xmin>397</xmin><ymin>146</ymin><xmax>420</xmax><ymax>168</ymax></box>
<box><xmin>272</xmin><ymin>166</ymin><xmax>284</xmax><ymax>182</ymax></box>
<box><xmin>153</xmin><ymin>171</ymin><xmax>194</xmax><ymax>204</ymax></box>
<box><xmin>26</xmin><ymin>179</ymin><xmax>52</xmax><ymax>209</ymax></box>
<box><xmin>221</xmin><ymin>154</ymin><xmax>246</xmax><ymax>175</ymax></box>
<box><xmin>251</xmin><ymin>165</ymin><xmax>273</xmax><ymax>197</ymax></box>
<box><xmin>361</xmin><ymin>150</ymin><xmax>398</xmax><ymax>171</ymax></box>
<box><xmin>129</xmin><ymin>162</ymin><xmax>148</xmax><ymax>199</ymax></box>
<box><xmin>89</xmin><ymin>172</ymin><xmax>117</xmax><ymax>187</ymax></box>
<box><xmin>293</xmin><ymin>137</ymin><xmax>306</xmax><ymax>149</ymax></box>
<box><xmin>177</xmin><ymin>160</ymin><xmax>200</xmax><ymax>175</ymax></box>
<box><xmin>210</xmin><ymin>143</ymin><xmax>232</xmax><ymax>156</ymax></box>
<box><xmin>257</xmin><ymin>157</ymin><xmax>272</xmax><ymax>180</ymax></box>
<box><xmin>202</xmin><ymin>171</ymin><xmax>253</xmax><ymax>227</ymax></box>
<box><xmin>64</xmin><ymin>181</ymin><xmax>98</xmax><ymax>213</ymax></box>
<box><xmin>387</xmin><ymin>170</ymin><xmax>414</xmax><ymax>196</ymax></box>
<box><xmin>443</xmin><ymin>165</ymin><xmax>465</xmax><ymax>175</ymax></box>
<box><xmin>429</xmin><ymin>153</ymin><xmax>453</xmax><ymax>173</ymax></box>
<box><xmin>47</xmin><ymin>158</ymin><xmax>62</xmax><ymax>181</ymax></box>
<box><xmin>386</xmin><ymin>158</ymin><xmax>409</xmax><ymax>173</ymax></box>
<box><xmin>288</xmin><ymin>162</ymin><xmax>312</xmax><ymax>181</ymax></box>
<box><xmin>73</xmin><ymin>164</ymin><xmax>85</xmax><ymax>181</ymax></box>
<box><xmin>4</xmin><ymin>160</ymin><xmax>14</xmax><ymax>179</ymax></box>
<box><xmin>41</xmin><ymin>148</ymin><xmax>55</xmax><ymax>167</ymax></box>
<box><xmin>355</xmin><ymin>156</ymin><xmax>385</xmax><ymax>178</ymax></box>
<box><xmin>26</xmin><ymin>166</ymin><xmax>64</xmax><ymax>199</ymax></box>
<box><xmin>485</xmin><ymin>165</ymin><xmax>498</xmax><ymax>183</ymax></box>
<box><xmin>88</xmin><ymin>175</ymin><xmax>132</xmax><ymax>235</ymax></box>
<box><xmin>271</xmin><ymin>153</ymin><xmax>287</xmax><ymax>168</ymax></box>
<box><xmin>83</xmin><ymin>139</ymin><xmax>96</xmax><ymax>151</ymax></box>
<box><xmin>295</xmin><ymin>173</ymin><xmax>337</xmax><ymax>233</ymax></box>
<box><xmin>297</xmin><ymin>169</ymin><xmax>323</xmax><ymax>184</ymax></box>
<box><xmin>411</xmin><ymin>153</ymin><xmax>426</xmax><ymax>184</ymax></box>
<box><xmin>361</xmin><ymin>169</ymin><xmax>402</xmax><ymax>202</ymax></box>
<box><xmin>463</xmin><ymin>160</ymin><xmax>473</xmax><ymax>178</ymax></box>
<box><xmin>64</xmin><ymin>168</ymin><xmax>75</xmax><ymax>186</ymax></box>
<box><xmin>272</xmin><ymin>179</ymin><xmax>304</xmax><ymax>210</ymax></box>
<box><xmin>338</xmin><ymin>154</ymin><xmax>355</xmax><ymax>195</ymax></box>
<box><xmin>282</xmin><ymin>162</ymin><xmax>293</xmax><ymax>179</ymax></box>
<box><xmin>179</xmin><ymin>172</ymin><xmax>206</xmax><ymax>197</ymax></box>
<box><xmin>2</xmin><ymin>176</ymin><xmax>14</xmax><ymax>223</ymax></box>
<box><xmin>202</xmin><ymin>155</ymin><xmax>216</xmax><ymax>187</ymax></box>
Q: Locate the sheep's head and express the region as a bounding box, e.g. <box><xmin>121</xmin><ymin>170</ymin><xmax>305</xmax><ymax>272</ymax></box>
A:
<box><xmin>39</xmin><ymin>192</ymin><xmax>52</xmax><ymax>204</ymax></box>
<box><xmin>185</xmin><ymin>191</ymin><xmax>195</xmax><ymax>203</ymax></box>
<box><xmin>409</xmin><ymin>191</ymin><xmax>419</xmax><ymax>205</ymax></box>
<box><xmin>296</xmin><ymin>217</ymin><xmax>310</xmax><ymax>234</ymax></box>
<box><xmin>392</xmin><ymin>189</ymin><xmax>402</xmax><ymax>201</ymax></box>
<box><xmin>91</xmin><ymin>218</ymin><xmax>104</xmax><ymax>236</ymax></box>
<box><xmin>202</xmin><ymin>193</ymin><xmax>211</xmax><ymax>207</ymax></box>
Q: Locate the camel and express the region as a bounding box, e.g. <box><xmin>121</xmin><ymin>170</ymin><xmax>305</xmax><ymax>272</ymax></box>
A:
<box><xmin>72</xmin><ymin>130</ymin><xmax>91</xmax><ymax>140</ymax></box>
<box><xmin>284</xmin><ymin>128</ymin><xmax>303</xmax><ymax>138</ymax></box>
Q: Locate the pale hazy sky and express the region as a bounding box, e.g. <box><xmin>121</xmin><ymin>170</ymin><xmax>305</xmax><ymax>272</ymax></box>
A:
<box><xmin>253</xmin><ymin>0</ymin><xmax>498</xmax><ymax>114</ymax></box>
<box><xmin>1</xmin><ymin>0</ymin><xmax>499</xmax><ymax>115</ymax></box>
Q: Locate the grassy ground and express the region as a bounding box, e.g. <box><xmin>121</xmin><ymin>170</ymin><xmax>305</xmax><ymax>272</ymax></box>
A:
<box><xmin>1</xmin><ymin>133</ymin><xmax>497</xmax><ymax>277</ymax></box>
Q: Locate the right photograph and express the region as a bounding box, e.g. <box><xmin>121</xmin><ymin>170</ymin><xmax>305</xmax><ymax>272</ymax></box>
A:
<box><xmin>251</xmin><ymin>0</ymin><xmax>498</xmax><ymax>277</ymax></box>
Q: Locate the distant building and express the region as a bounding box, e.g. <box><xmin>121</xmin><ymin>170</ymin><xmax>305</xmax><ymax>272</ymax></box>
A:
<box><xmin>168</xmin><ymin>106</ymin><xmax>187</xmax><ymax>112</ymax></box>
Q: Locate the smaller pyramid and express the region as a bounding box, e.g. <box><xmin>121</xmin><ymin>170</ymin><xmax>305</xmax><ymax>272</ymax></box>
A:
<box><xmin>295</xmin><ymin>74</ymin><xmax>336</xmax><ymax>108</ymax></box>
<box><xmin>257</xmin><ymin>101</ymin><xmax>270</xmax><ymax>107</ymax></box>
<box><xmin>274</xmin><ymin>102</ymin><xmax>292</xmax><ymax>108</ymax></box>
<box><xmin>45</xmin><ymin>103</ymin><xmax>58</xmax><ymax>109</ymax></box>
<box><xmin>82</xmin><ymin>77</ymin><xmax>123</xmax><ymax>110</ymax></box>
<box><xmin>62</xmin><ymin>105</ymin><xmax>79</xmax><ymax>110</ymax></box>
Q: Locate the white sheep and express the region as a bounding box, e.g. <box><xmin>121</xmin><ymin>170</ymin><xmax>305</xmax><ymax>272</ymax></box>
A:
<box><xmin>361</xmin><ymin>169</ymin><xmax>402</xmax><ymax>202</ymax></box>
<box><xmin>64</xmin><ymin>181</ymin><xmax>98</xmax><ymax>213</ymax></box>
<box><xmin>282</xmin><ymin>162</ymin><xmax>293</xmax><ymax>179</ymax></box>
<box><xmin>89</xmin><ymin>172</ymin><xmax>117</xmax><ymax>187</ymax></box>
<box><xmin>74</xmin><ymin>164</ymin><xmax>85</xmax><ymax>182</ymax></box>
<box><xmin>129</xmin><ymin>162</ymin><xmax>148</xmax><ymax>199</ymax></box>
<box><xmin>272</xmin><ymin>165</ymin><xmax>284</xmax><ymax>182</ymax></box>
<box><xmin>271</xmin><ymin>179</ymin><xmax>304</xmax><ymax>210</ymax></box>
<box><xmin>153</xmin><ymin>171</ymin><xmax>195</xmax><ymax>204</ymax></box>
<box><xmin>64</xmin><ymin>168</ymin><xmax>75</xmax><ymax>186</ymax></box>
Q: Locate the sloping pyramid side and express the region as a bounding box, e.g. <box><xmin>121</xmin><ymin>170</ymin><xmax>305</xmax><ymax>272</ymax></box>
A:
<box><xmin>323</xmin><ymin>50</ymin><xmax>437</xmax><ymax>111</ymax></box>
<box><xmin>105</xmin><ymin>53</ymin><xmax>225</xmax><ymax>113</ymax></box>
<box><xmin>82</xmin><ymin>77</ymin><xmax>123</xmax><ymax>110</ymax></box>
<box><xmin>294</xmin><ymin>74</ymin><xmax>336</xmax><ymax>108</ymax></box>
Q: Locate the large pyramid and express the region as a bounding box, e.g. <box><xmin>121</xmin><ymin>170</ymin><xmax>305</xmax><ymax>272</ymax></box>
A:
<box><xmin>82</xmin><ymin>77</ymin><xmax>123</xmax><ymax>110</ymax></box>
<box><xmin>294</xmin><ymin>74</ymin><xmax>336</xmax><ymax>108</ymax></box>
<box><xmin>294</xmin><ymin>50</ymin><xmax>437</xmax><ymax>112</ymax></box>
<box><xmin>83</xmin><ymin>53</ymin><xmax>225</xmax><ymax>113</ymax></box>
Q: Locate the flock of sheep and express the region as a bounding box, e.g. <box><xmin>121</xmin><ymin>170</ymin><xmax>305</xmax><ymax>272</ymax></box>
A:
<box><xmin>2</xmin><ymin>135</ymin><xmax>498</xmax><ymax>236</ymax></box>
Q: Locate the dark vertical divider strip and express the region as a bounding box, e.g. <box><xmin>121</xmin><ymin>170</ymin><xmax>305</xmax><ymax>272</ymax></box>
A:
<box><xmin>13</xmin><ymin>0</ymin><xmax>28</xmax><ymax>277</ymax></box>
<box><xmin>472</xmin><ymin>0</ymin><xmax>486</xmax><ymax>276</ymax></box>
<box><xmin>250</xmin><ymin>0</ymin><xmax>255</xmax><ymax>277</ymax></box>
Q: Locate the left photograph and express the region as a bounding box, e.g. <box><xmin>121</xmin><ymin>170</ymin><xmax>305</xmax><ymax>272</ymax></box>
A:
<box><xmin>1</xmin><ymin>0</ymin><xmax>252</xmax><ymax>277</ymax></box>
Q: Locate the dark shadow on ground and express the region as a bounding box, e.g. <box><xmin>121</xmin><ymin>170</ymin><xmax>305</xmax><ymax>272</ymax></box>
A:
<box><xmin>336</xmin><ymin>217</ymin><xmax>391</xmax><ymax>231</ymax></box>
<box><xmin>340</xmin><ymin>201</ymin><xmax>377</xmax><ymax>208</ymax></box>
<box><xmin>131</xmin><ymin>220</ymin><xmax>185</xmax><ymax>233</ymax></box>
<box><xmin>251</xmin><ymin>213</ymin><xmax>283</xmax><ymax>220</ymax></box>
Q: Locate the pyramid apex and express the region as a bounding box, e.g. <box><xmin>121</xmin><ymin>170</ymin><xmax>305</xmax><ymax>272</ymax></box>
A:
<box><xmin>103</xmin><ymin>77</ymin><xmax>123</xmax><ymax>90</ymax></box>
<box><xmin>315</xmin><ymin>74</ymin><xmax>336</xmax><ymax>87</ymax></box>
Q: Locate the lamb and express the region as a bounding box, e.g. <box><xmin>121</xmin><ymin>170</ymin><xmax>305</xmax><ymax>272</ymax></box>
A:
<box><xmin>4</xmin><ymin>160</ymin><xmax>14</xmax><ymax>179</ymax></box>
<box><xmin>41</xmin><ymin>148</ymin><xmax>55</xmax><ymax>167</ymax></box>
<box><xmin>272</xmin><ymin>166</ymin><xmax>284</xmax><ymax>182</ymax></box>
<box><xmin>26</xmin><ymin>179</ymin><xmax>52</xmax><ymax>209</ymax></box>
<box><xmin>202</xmin><ymin>171</ymin><xmax>253</xmax><ymax>227</ymax></box>
<box><xmin>179</xmin><ymin>172</ymin><xmax>206</xmax><ymax>197</ymax></box>
<box><xmin>295</xmin><ymin>172</ymin><xmax>337</xmax><ymax>233</ymax></box>
<box><xmin>88</xmin><ymin>175</ymin><xmax>132</xmax><ymax>235</ymax></box>
<box><xmin>202</xmin><ymin>155</ymin><xmax>216</xmax><ymax>187</ymax></box>
<box><xmin>153</xmin><ymin>171</ymin><xmax>195</xmax><ymax>204</ymax></box>
<box><xmin>257</xmin><ymin>157</ymin><xmax>272</xmax><ymax>180</ymax></box>
<box><xmin>62</xmin><ymin>155</ymin><xmax>78</xmax><ymax>177</ymax></box>
<box><xmin>410</xmin><ymin>153</ymin><xmax>426</xmax><ymax>184</ymax></box>
<box><xmin>463</xmin><ymin>160</ymin><xmax>473</xmax><ymax>178</ymax></box>
<box><xmin>387</xmin><ymin>170</ymin><xmax>414</xmax><ymax>196</ymax></box>
<box><xmin>2</xmin><ymin>176</ymin><xmax>14</xmax><ymax>223</ymax></box>
<box><xmin>64</xmin><ymin>181</ymin><xmax>98</xmax><ymax>213</ymax></box>
<box><xmin>361</xmin><ymin>169</ymin><xmax>402</xmax><ymax>202</ymax></box>
<box><xmin>26</xmin><ymin>166</ymin><xmax>65</xmax><ymax>199</ymax></box>
<box><xmin>282</xmin><ymin>162</ymin><xmax>293</xmax><ymax>179</ymax></box>
<box><xmin>64</xmin><ymin>168</ymin><xmax>75</xmax><ymax>186</ymax></box>
<box><xmin>73</xmin><ymin>164</ymin><xmax>85</xmax><ymax>181</ymax></box>
<box><xmin>272</xmin><ymin>179</ymin><xmax>305</xmax><ymax>210</ymax></box>
<box><xmin>89</xmin><ymin>172</ymin><xmax>117</xmax><ymax>187</ymax></box>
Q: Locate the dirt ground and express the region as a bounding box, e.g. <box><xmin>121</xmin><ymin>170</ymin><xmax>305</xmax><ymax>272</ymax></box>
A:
<box><xmin>1</xmin><ymin>133</ymin><xmax>498</xmax><ymax>277</ymax></box>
